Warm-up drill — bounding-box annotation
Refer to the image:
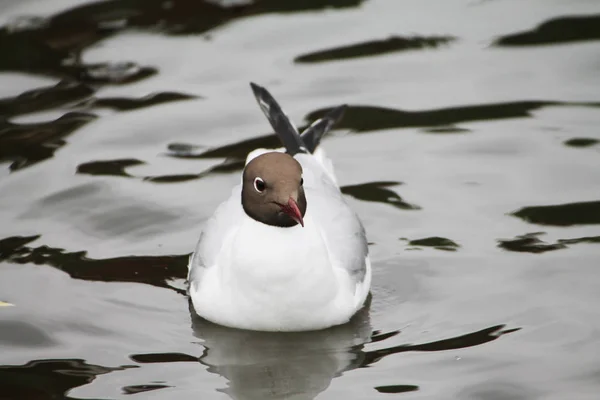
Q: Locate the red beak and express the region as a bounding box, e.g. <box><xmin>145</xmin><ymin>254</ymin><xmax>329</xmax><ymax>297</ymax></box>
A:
<box><xmin>280</xmin><ymin>197</ymin><xmax>304</xmax><ymax>227</ymax></box>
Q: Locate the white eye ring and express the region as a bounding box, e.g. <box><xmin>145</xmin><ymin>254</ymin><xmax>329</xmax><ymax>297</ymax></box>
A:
<box><xmin>253</xmin><ymin>177</ymin><xmax>266</xmax><ymax>193</ymax></box>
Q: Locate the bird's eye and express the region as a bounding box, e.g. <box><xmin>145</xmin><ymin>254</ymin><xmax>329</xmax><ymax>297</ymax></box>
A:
<box><xmin>300</xmin><ymin>178</ymin><xmax>304</xmax><ymax>186</ymax></box>
<box><xmin>254</xmin><ymin>177</ymin><xmax>266</xmax><ymax>193</ymax></box>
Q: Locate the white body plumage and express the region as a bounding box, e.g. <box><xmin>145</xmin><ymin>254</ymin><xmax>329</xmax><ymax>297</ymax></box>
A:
<box><xmin>188</xmin><ymin>148</ymin><xmax>371</xmax><ymax>332</ymax></box>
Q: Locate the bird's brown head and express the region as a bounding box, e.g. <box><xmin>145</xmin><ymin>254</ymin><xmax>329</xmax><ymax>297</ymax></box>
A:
<box><xmin>241</xmin><ymin>152</ymin><xmax>306</xmax><ymax>228</ymax></box>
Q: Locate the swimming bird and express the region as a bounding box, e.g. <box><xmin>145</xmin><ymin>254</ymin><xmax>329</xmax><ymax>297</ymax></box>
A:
<box><xmin>187</xmin><ymin>83</ymin><xmax>371</xmax><ymax>332</ymax></box>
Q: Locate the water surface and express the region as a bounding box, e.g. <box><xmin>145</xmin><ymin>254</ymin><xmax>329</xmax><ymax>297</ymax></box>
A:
<box><xmin>1</xmin><ymin>0</ymin><xmax>600</xmax><ymax>399</ymax></box>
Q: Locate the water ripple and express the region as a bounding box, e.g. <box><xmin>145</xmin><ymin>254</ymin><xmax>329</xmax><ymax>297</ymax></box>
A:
<box><xmin>295</xmin><ymin>35</ymin><xmax>456</xmax><ymax>63</ymax></box>
<box><xmin>494</xmin><ymin>14</ymin><xmax>600</xmax><ymax>47</ymax></box>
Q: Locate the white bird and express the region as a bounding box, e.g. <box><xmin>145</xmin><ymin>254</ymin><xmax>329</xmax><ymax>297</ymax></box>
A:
<box><xmin>187</xmin><ymin>83</ymin><xmax>371</xmax><ymax>332</ymax></box>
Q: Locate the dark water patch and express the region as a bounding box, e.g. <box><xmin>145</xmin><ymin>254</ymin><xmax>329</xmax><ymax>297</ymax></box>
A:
<box><xmin>144</xmin><ymin>173</ymin><xmax>205</xmax><ymax>183</ymax></box>
<box><xmin>0</xmin><ymin>235</ymin><xmax>189</xmax><ymax>294</ymax></box>
<box><xmin>511</xmin><ymin>201</ymin><xmax>600</xmax><ymax>226</ymax></box>
<box><xmin>0</xmin><ymin>11</ymin><xmax>155</xmax><ymax>84</ymax></box>
<box><xmin>168</xmin><ymin>133</ymin><xmax>279</xmax><ymax>160</ymax></box>
<box><xmin>375</xmin><ymin>384</ymin><xmax>419</xmax><ymax>394</ymax></box>
<box><xmin>0</xmin><ymin>0</ymin><xmax>365</xmax><ymax>79</ymax></box>
<box><xmin>341</xmin><ymin>181</ymin><xmax>421</xmax><ymax>210</ymax></box>
<box><xmin>0</xmin><ymin>320</ymin><xmax>57</xmax><ymax>348</ymax></box>
<box><xmin>0</xmin><ymin>29</ymin><xmax>72</xmax><ymax>76</ymax></box>
<box><xmin>370</xmin><ymin>330</ymin><xmax>401</xmax><ymax>343</ymax></box>
<box><xmin>130</xmin><ymin>352</ymin><xmax>198</xmax><ymax>364</ymax></box>
<box><xmin>77</xmin><ymin>158</ymin><xmax>145</xmax><ymax>177</ymax></box>
<box><xmin>123</xmin><ymin>384</ymin><xmax>171</xmax><ymax>395</ymax></box>
<box><xmin>497</xmin><ymin>232</ymin><xmax>566</xmax><ymax>254</ymax></box>
<box><xmin>498</xmin><ymin>233</ymin><xmax>600</xmax><ymax>253</ymax></box>
<box><xmin>0</xmin><ymin>235</ymin><xmax>40</xmax><ymax>260</ymax></box>
<box><xmin>145</xmin><ymin>158</ymin><xmax>245</xmax><ymax>183</ymax></box>
<box><xmin>167</xmin><ymin>142</ymin><xmax>203</xmax><ymax>156</ymax></box>
<box><xmin>0</xmin><ymin>22</ymin><xmax>156</xmax><ymax>82</ymax></box>
<box><xmin>405</xmin><ymin>236</ymin><xmax>460</xmax><ymax>251</ymax></box>
<box><xmin>77</xmin><ymin>156</ymin><xmax>244</xmax><ymax>183</ymax></box>
<box><xmin>424</xmin><ymin>126</ymin><xmax>471</xmax><ymax>134</ymax></box>
<box><xmin>76</xmin><ymin>92</ymin><xmax>198</xmax><ymax>111</ymax></box>
<box><xmin>0</xmin><ymin>359</ymin><xmax>136</xmax><ymax>400</ymax></box>
<box><xmin>295</xmin><ymin>35</ymin><xmax>455</xmax><ymax>63</ymax></box>
<box><xmin>494</xmin><ymin>14</ymin><xmax>600</xmax><ymax>47</ymax></box>
<box><xmin>564</xmin><ymin>137</ymin><xmax>599</xmax><ymax>148</ymax></box>
<box><xmin>305</xmin><ymin>101</ymin><xmax>600</xmax><ymax>133</ymax></box>
<box><xmin>0</xmin><ymin>112</ymin><xmax>97</xmax><ymax>172</ymax></box>
<box><xmin>359</xmin><ymin>324</ymin><xmax>519</xmax><ymax>368</ymax></box>
<box><xmin>558</xmin><ymin>236</ymin><xmax>600</xmax><ymax>245</ymax></box>
<box><xmin>0</xmin><ymin>81</ymin><xmax>94</xmax><ymax>117</ymax></box>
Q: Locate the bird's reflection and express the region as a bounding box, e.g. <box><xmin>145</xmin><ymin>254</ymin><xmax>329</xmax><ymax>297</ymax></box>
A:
<box><xmin>189</xmin><ymin>298</ymin><xmax>519</xmax><ymax>400</ymax></box>
<box><xmin>190</xmin><ymin>299</ymin><xmax>373</xmax><ymax>400</ymax></box>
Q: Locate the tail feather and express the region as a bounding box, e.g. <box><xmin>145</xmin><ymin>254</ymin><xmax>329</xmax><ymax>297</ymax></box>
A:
<box><xmin>249</xmin><ymin>82</ymin><xmax>307</xmax><ymax>156</ymax></box>
<box><xmin>300</xmin><ymin>105</ymin><xmax>346</xmax><ymax>153</ymax></box>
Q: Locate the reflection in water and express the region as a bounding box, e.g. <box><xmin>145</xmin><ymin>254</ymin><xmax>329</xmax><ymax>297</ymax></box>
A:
<box><xmin>498</xmin><ymin>233</ymin><xmax>600</xmax><ymax>254</ymax></box>
<box><xmin>0</xmin><ymin>359</ymin><xmax>135</xmax><ymax>400</ymax></box>
<box><xmin>130</xmin><ymin>352</ymin><xmax>199</xmax><ymax>363</ymax></box>
<box><xmin>0</xmin><ymin>0</ymin><xmax>365</xmax><ymax>80</ymax></box>
<box><xmin>165</xmin><ymin>104</ymin><xmax>345</xmax><ymax>162</ymax></box>
<box><xmin>358</xmin><ymin>324</ymin><xmax>519</xmax><ymax>368</ymax></box>
<box><xmin>0</xmin><ymin>80</ymin><xmax>93</xmax><ymax>117</ymax></box>
<box><xmin>0</xmin><ymin>235</ymin><xmax>189</xmax><ymax>293</ymax></box>
<box><xmin>494</xmin><ymin>14</ymin><xmax>600</xmax><ymax>47</ymax></box>
<box><xmin>295</xmin><ymin>35</ymin><xmax>456</xmax><ymax>63</ymax></box>
<box><xmin>190</xmin><ymin>302</ymin><xmax>373</xmax><ymax>400</ymax></box>
<box><xmin>104</xmin><ymin>98</ymin><xmax>600</xmax><ymax>186</ymax></box>
<box><xmin>424</xmin><ymin>126</ymin><xmax>470</xmax><ymax>134</ymax></box>
<box><xmin>305</xmin><ymin>101</ymin><xmax>600</xmax><ymax>133</ymax></box>
<box><xmin>374</xmin><ymin>384</ymin><xmax>419</xmax><ymax>394</ymax></box>
<box><xmin>0</xmin><ymin>112</ymin><xmax>96</xmax><ymax>172</ymax></box>
<box><xmin>75</xmin><ymin>91</ymin><xmax>197</xmax><ymax>111</ymax></box>
<box><xmin>183</xmin><ymin>301</ymin><xmax>518</xmax><ymax>400</ymax></box>
<box><xmin>558</xmin><ymin>236</ymin><xmax>600</xmax><ymax>245</ymax></box>
<box><xmin>76</xmin><ymin>156</ymin><xmax>244</xmax><ymax>182</ymax></box>
<box><xmin>497</xmin><ymin>232</ymin><xmax>566</xmax><ymax>254</ymax></box>
<box><xmin>77</xmin><ymin>158</ymin><xmax>145</xmax><ymax>177</ymax></box>
<box><xmin>122</xmin><ymin>384</ymin><xmax>171</xmax><ymax>394</ymax></box>
<box><xmin>168</xmin><ymin>133</ymin><xmax>279</xmax><ymax>160</ymax></box>
<box><xmin>165</xmin><ymin>100</ymin><xmax>600</xmax><ymax>167</ymax></box>
<box><xmin>404</xmin><ymin>237</ymin><xmax>460</xmax><ymax>251</ymax></box>
<box><xmin>564</xmin><ymin>138</ymin><xmax>599</xmax><ymax>148</ymax></box>
<box><xmin>511</xmin><ymin>200</ymin><xmax>600</xmax><ymax>226</ymax></box>
<box><xmin>341</xmin><ymin>181</ymin><xmax>420</xmax><ymax>210</ymax></box>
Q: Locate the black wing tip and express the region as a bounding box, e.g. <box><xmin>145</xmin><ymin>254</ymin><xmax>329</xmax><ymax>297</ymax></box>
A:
<box><xmin>337</xmin><ymin>104</ymin><xmax>348</xmax><ymax>113</ymax></box>
<box><xmin>249</xmin><ymin>81</ymin><xmax>261</xmax><ymax>93</ymax></box>
<box><xmin>247</xmin><ymin>82</ymin><xmax>347</xmax><ymax>155</ymax></box>
<box><xmin>328</xmin><ymin>104</ymin><xmax>347</xmax><ymax>121</ymax></box>
<box><xmin>248</xmin><ymin>81</ymin><xmax>307</xmax><ymax>155</ymax></box>
<box><xmin>249</xmin><ymin>82</ymin><xmax>266</xmax><ymax>102</ymax></box>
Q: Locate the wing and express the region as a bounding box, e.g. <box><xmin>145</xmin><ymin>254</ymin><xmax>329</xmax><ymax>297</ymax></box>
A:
<box><xmin>295</xmin><ymin>152</ymin><xmax>369</xmax><ymax>283</ymax></box>
<box><xmin>187</xmin><ymin>185</ymin><xmax>243</xmax><ymax>286</ymax></box>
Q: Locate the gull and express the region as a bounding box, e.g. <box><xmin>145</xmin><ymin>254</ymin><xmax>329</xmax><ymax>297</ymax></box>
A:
<box><xmin>187</xmin><ymin>83</ymin><xmax>371</xmax><ymax>332</ymax></box>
